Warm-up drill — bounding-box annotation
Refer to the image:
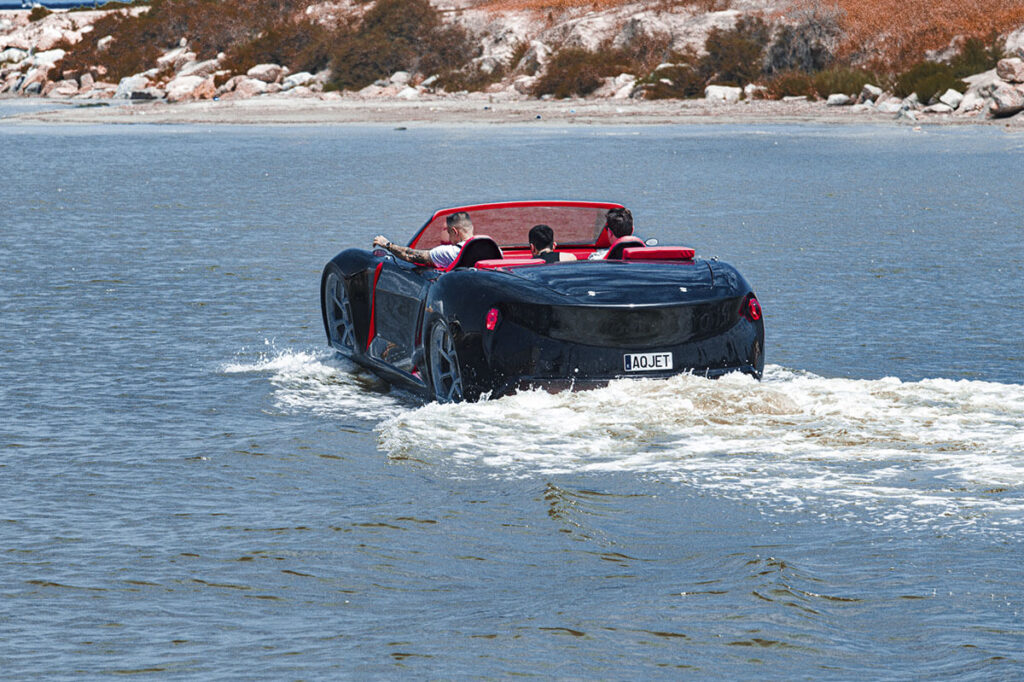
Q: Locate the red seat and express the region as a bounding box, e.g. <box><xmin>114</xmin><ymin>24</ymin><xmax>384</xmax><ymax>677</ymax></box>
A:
<box><xmin>622</xmin><ymin>246</ymin><xmax>695</xmax><ymax>261</ymax></box>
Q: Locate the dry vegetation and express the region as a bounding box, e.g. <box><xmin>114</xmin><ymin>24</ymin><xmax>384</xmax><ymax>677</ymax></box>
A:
<box><xmin>478</xmin><ymin>0</ymin><xmax>1024</xmax><ymax>71</ymax></box>
<box><xmin>44</xmin><ymin>0</ymin><xmax>1024</xmax><ymax>102</ymax></box>
<box><xmin>833</xmin><ymin>0</ymin><xmax>1024</xmax><ymax>69</ymax></box>
<box><xmin>477</xmin><ymin>0</ymin><xmax>733</xmax><ymax>12</ymax></box>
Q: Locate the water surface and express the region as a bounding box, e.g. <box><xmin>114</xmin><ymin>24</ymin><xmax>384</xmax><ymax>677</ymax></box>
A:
<box><xmin>1</xmin><ymin>122</ymin><xmax>1022</xmax><ymax>678</ymax></box>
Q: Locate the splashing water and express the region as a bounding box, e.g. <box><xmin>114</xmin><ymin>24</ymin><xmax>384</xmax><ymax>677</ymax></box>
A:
<box><xmin>231</xmin><ymin>350</ymin><xmax>1024</xmax><ymax>533</ymax></box>
<box><xmin>221</xmin><ymin>345</ymin><xmax>419</xmax><ymax>422</ymax></box>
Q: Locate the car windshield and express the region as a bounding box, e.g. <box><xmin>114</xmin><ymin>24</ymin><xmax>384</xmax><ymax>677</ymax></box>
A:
<box><xmin>408</xmin><ymin>201</ymin><xmax>623</xmax><ymax>250</ymax></box>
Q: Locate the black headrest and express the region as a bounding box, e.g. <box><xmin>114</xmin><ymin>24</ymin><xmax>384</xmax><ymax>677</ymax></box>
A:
<box><xmin>446</xmin><ymin>236</ymin><xmax>503</xmax><ymax>270</ymax></box>
<box><xmin>604</xmin><ymin>236</ymin><xmax>646</xmax><ymax>260</ymax></box>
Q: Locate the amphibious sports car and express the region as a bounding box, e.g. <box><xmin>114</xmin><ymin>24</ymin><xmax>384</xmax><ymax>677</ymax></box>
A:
<box><xmin>320</xmin><ymin>200</ymin><xmax>764</xmax><ymax>402</ymax></box>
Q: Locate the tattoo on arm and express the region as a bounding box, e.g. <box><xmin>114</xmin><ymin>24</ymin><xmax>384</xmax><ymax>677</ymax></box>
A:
<box><xmin>389</xmin><ymin>244</ymin><xmax>434</xmax><ymax>266</ymax></box>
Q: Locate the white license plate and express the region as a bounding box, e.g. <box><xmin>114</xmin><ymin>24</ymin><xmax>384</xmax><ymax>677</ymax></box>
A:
<box><xmin>623</xmin><ymin>352</ymin><xmax>673</xmax><ymax>372</ymax></box>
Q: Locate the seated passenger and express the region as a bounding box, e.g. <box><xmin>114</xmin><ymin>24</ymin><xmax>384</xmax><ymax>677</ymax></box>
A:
<box><xmin>373</xmin><ymin>212</ymin><xmax>474</xmax><ymax>268</ymax></box>
<box><xmin>588</xmin><ymin>207</ymin><xmax>635</xmax><ymax>259</ymax></box>
<box><xmin>528</xmin><ymin>224</ymin><xmax>577</xmax><ymax>264</ymax></box>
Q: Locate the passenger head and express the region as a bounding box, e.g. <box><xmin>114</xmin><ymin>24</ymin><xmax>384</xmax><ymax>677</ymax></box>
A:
<box><xmin>528</xmin><ymin>224</ymin><xmax>555</xmax><ymax>254</ymax></box>
<box><xmin>604</xmin><ymin>208</ymin><xmax>633</xmax><ymax>239</ymax></box>
<box><xmin>446</xmin><ymin>211</ymin><xmax>474</xmax><ymax>243</ymax></box>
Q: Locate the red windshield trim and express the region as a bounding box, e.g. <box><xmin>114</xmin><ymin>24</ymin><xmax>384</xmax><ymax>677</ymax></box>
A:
<box><xmin>408</xmin><ymin>200</ymin><xmax>625</xmax><ymax>249</ymax></box>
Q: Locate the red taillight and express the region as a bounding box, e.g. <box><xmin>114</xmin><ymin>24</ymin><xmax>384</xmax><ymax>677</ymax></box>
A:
<box><xmin>746</xmin><ymin>297</ymin><xmax>762</xmax><ymax>321</ymax></box>
<box><xmin>485</xmin><ymin>307</ymin><xmax>500</xmax><ymax>331</ymax></box>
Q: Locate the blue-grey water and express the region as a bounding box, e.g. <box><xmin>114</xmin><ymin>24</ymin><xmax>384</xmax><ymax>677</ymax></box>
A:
<box><xmin>2</xmin><ymin>120</ymin><xmax>1022</xmax><ymax>679</ymax></box>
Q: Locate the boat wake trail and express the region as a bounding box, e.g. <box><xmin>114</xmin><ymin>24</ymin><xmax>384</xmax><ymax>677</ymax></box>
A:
<box><xmin>377</xmin><ymin>366</ymin><xmax>1024</xmax><ymax>533</ymax></box>
<box><xmin>226</xmin><ymin>350</ymin><xmax>1024</xmax><ymax>533</ymax></box>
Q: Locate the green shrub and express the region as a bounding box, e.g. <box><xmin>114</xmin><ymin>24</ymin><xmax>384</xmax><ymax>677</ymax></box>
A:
<box><xmin>812</xmin><ymin>67</ymin><xmax>875</xmax><ymax>97</ymax></box>
<box><xmin>55</xmin><ymin>0</ymin><xmax>307</xmax><ymax>82</ymax></box>
<box><xmin>700</xmin><ymin>16</ymin><xmax>771</xmax><ymax>86</ymax></box>
<box><xmin>328</xmin><ymin>0</ymin><xmax>475</xmax><ymax>91</ymax></box>
<box><xmin>641</xmin><ymin>64</ymin><xmax>705</xmax><ymax>99</ymax></box>
<box><xmin>765</xmin><ymin>70</ymin><xmax>816</xmax><ymax>99</ymax></box>
<box><xmin>531</xmin><ymin>46</ymin><xmax>631</xmax><ymax>98</ymax></box>
<box><xmin>893</xmin><ymin>61</ymin><xmax>966</xmax><ymax>101</ymax></box>
<box><xmin>223</xmin><ymin>18</ymin><xmax>336</xmax><ymax>75</ymax></box>
<box><xmin>949</xmin><ymin>36</ymin><xmax>1003</xmax><ymax>78</ymax></box>
<box><xmin>28</xmin><ymin>6</ymin><xmax>52</xmax><ymax>22</ymax></box>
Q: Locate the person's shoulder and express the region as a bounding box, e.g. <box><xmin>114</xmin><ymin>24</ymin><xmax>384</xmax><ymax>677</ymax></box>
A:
<box><xmin>429</xmin><ymin>243</ymin><xmax>461</xmax><ymax>267</ymax></box>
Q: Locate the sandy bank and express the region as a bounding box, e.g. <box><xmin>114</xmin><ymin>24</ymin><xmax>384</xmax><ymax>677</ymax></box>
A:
<box><xmin>8</xmin><ymin>93</ymin><xmax>1024</xmax><ymax>127</ymax></box>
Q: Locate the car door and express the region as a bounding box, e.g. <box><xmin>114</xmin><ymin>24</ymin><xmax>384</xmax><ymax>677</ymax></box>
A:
<box><xmin>366</xmin><ymin>256</ymin><xmax>437</xmax><ymax>377</ymax></box>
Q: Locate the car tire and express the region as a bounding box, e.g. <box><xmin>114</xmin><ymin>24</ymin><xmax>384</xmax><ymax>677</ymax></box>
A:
<box><xmin>323</xmin><ymin>266</ymin><xmax>357</xmax><ymax>355</ymax></box>
<box><xmin>428</xmin><ymin>320</ymin><xmax>466</xmax><ymax>403</ymax></box>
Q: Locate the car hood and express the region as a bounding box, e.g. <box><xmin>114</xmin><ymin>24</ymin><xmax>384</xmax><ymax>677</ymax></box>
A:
<box><xmin>503</xmin><ymin>260</ymin><xmax>717</xmax><ymax>305</ymax></box>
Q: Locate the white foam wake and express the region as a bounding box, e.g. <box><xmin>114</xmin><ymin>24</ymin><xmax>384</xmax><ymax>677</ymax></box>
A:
<box><xmin>221</xmin><ymin>345</ymin><xmax>415</xmax><ymax>421</ymax></box>
<box><xmin>376</xmin><ymin>366</ymin><xmax>1024</xmax><ymax>532</ymax></box>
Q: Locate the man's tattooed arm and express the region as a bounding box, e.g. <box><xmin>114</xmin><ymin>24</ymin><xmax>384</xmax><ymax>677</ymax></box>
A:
<box><xmin>373</xmin><ymin>235</ymin><xmax>435</xmax><ymax>267</ymax></box>
<box><xmin>387</xmin><ymin>243</ymin><xmax>434</xmax><ymax>266</ymax></box>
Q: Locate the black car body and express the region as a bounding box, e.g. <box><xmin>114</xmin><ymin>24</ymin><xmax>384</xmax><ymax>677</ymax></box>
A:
<box><xmin>320</xmin><ymin>201</ymin><xmax>764</xmax><ymax>401</ymax></box>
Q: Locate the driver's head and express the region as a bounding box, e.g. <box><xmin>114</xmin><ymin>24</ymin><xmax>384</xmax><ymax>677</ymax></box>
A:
<box><xmin>604</xmin><ymin>208</ymin><xmax>633</xmax><ymax>238</ymax></box>
<box><xmin>445</xmin><ymin>212</ymin><xmax>474</xmax><ymax>243</ymax></box>
<box><xmin>528</xmin><ymin>224</ymin><xmax>555</xmax><ymax>254</ymax></box>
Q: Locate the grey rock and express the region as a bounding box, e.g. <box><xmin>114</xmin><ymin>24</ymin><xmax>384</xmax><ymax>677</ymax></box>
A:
<box><xmin>989</xmin><ymin>81</ymin><xmax>1024</xmax><ymax>118</ymax></box>
<box><xmin>178</xmin><ymin>59</ymin><xmax>219</xmax><ymax>78</ymax></box>
<box><xmin>938</xmin><ymin>88</ymin><xmax>963</xmax><ymax>109</ymax></box>
<box><xmin>826</xmin><ymin>93</ymin><xmax>851</xmax><ymax>106</ymax></box>
<box><xmin>282</xmin><ymin>71</ymin><xmax>315</xmax><ymax>91</ymax></box>
<box><xmin>860</xmin><ymin>83</ymin><xmax>883</xmax><ymax>102</ymax></box>
<box><xmin>114</xmin><ymin>73</ymin><xmax>150</xmax><ymax>99</ymax></box>
<box><xmin>247</xmin><ymin>63</ymin><xmax>286</xmax><ymax>84</ymax></box>
<box><xmin>705</xmin><ymin>85</ymin><xmax>741</xmax><ymax>103</ymax></box>
<box><xmin>996</xmin><ymin>57</ymin><xmax>1024</xmax><ymax>84</ymax></box>
<box><xmin>922</xmin><ymin>103</ymin><xmax>953</xmax><ymax>114</ymax></box>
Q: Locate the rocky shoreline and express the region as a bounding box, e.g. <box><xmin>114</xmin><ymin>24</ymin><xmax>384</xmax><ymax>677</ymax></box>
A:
<box><xmin>3</xmin><ymin>5</ymin><xmax>1024</xmax><ymax>127</ymax></box>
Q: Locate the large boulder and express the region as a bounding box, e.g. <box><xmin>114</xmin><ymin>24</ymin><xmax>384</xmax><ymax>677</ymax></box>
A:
<box><xmin>46</xmin><ymin>79</ymin><xmax>79</xmax><ymax>98</ymax></box>
<box><xmin>988</xmin><ymin>81</ymin><xmax>1024</xmax><ymax>118</ymax></box>
<box><xmin>178</xmin><ymin>58</ymin><xmax>219</xmax><ymax>79</ymax></box>
<box><xmin>996</xmin><ymin>57</ymin><xmax>1024</xmax><ymax>84</ymax></box>
<box><xmin>939</xmin><ymin>88</ymin><xmax>963</xmax><ymax>109</ymax></box>
<box><xmin>114</xmin><ymin>73</ymin><xmax>150</xmax><ymax>99</ymax></box>
<box><xmin>956</xmin><ymin>89</ymin><xmax>987</xmax><ymax>114</ymax></box>
<box><xmin>282</xmin><ymin>71</ymin><xmax>315</xmax><ymax>90</ymax></box>
<box><xmin>705</xmin><ymin>84</ymin><xmax>741</xmax><ymax>103</ymax></box>
<box><xmin>32</xmin><ymin>49</ymin><xmax>66</xmax><ymax>67</ymax></box>
<box><xmin>859</xmin><ymin>83</ymin><xmax>883</xmax><ymax>103</ymax></box>
<box><xmin>165</xmin><ymin>74</ymin><xmax>215</xmax><ymax>102</ymax></box>
<box><xmin>826</xmin><ymin>93</ymin><xmax>851</xmax><ymax>106</ymax></box>
<box><xmin>247</xmin><ymin>63</ymin><xmax>286</xmax><ymax>84</ymax></box>
<box><xmin>232</xmin><ymin>77</ymin><xmax>268</xmax><ymax>98</ymax></box>
<box><xmin>156</xmin><ymin>46</ymin><xmax>190</xmax><ymax>69</ymax></box>
<box><xmin>922</xmin><ymin>102</ymin><xmax>953</xmax><ymax>114</ymax></box>
<box><xmin>1</xmin><ymin>48</ymin><xmax>29</xmax><ymax>65</ymax></box>
<box><xmin>1005</xmin><ymin>27</ymin><xmax>1024</xmax><ymax>58</ymax></box>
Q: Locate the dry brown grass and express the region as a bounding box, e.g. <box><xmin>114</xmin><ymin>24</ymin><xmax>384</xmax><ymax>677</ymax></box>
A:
<box><xmin>831</xmin><ymin>0</ymin><xmax>1024</xmax><ymax>69</ymax></box>
<box><xmin>476</xmin><ymin>0</ymin><xmax>1024</xmax><ymax>69</ymax></box>
<box><xmin>476</xmin><ymin>0</ymin><xmax>731</xmax><ymax>14</ymax></box>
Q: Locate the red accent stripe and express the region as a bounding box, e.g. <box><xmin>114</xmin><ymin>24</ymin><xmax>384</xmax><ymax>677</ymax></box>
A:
<box><xmin>366</xmin><ymin>262</ymin><xmax>384</xmax><ymax>350</ymax></box>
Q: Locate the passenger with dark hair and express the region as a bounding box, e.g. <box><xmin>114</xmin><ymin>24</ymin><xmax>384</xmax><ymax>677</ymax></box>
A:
<box><xmin>529</xmin><ymin>224</ymin><xmax>577</xmax><ymax>263</ymax></box>
<box><xmin>589</xmin><ymin>207</ymin><xmax>636</xmax><ymax>259</ymax></box>
<box><xmin>374</xmin><ymin>211</ymin><xmax>474</xmax><ymax>268</ymax></box>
